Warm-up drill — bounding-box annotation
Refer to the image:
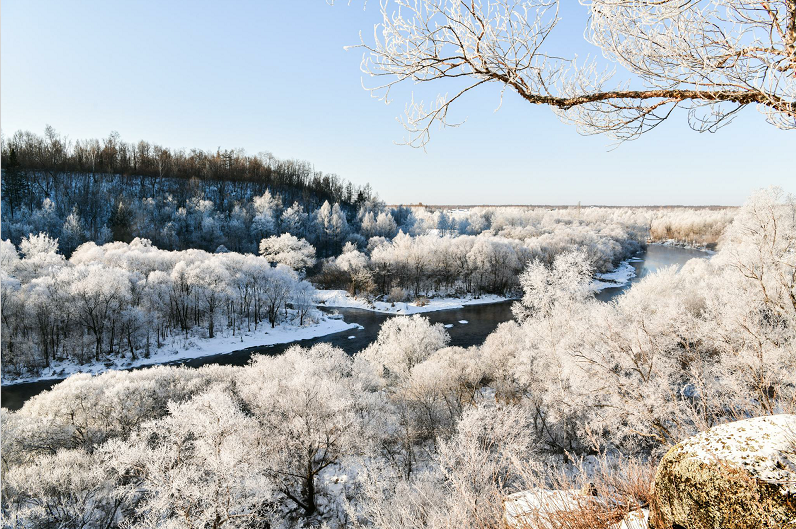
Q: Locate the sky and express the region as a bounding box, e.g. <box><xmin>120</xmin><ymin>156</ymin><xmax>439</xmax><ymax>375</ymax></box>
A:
<box><xmin>1</xmin><ymin>1</ymin><xmax>793</xmax><ymax>206</ymax></box>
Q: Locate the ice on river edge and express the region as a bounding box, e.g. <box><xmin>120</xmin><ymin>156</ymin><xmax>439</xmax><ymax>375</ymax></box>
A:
<box><xmin>8</xmin><ymin>257</ymin><xmax>642</xmax><ymax>387</ymax></box>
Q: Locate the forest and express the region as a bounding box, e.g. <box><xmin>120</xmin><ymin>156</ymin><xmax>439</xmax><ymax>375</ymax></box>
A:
<box><xmin>2</xmin><ymin>129</ymin><xmax>734</xmax><ymax>258</ymax></box>
<box><xmin>0</xmin><ymin>139</ymin><xmax>740</xmax><ymax>382</ymax></box>
<box><xmin>1</xmin><ymin>187</ymin><xmax>793</xmax><ymax>528</ymax></box>
<box><xmin>1</xmin><ymin>128</ymin><xmax>376</xmax><ymax>256</ymax></box>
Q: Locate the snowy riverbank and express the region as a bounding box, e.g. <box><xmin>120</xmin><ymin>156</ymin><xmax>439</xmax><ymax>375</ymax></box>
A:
<box><xmin>1</xmin><ymin>317</ymin><xmax>358</xmax><ymax>386</ymax></box>
<box><xmin>590</xmin><ymin>258</ymin><xmax>641</xmax><ymax>291</ymax></box>
<box><xmin>316</xmin><ymin>290</ymin><xmax>511</xmax><ymax>315</ymax></box>
<box><xmin>649</xmin><ymin>238</ymin><xmax>717</xmax><ymax>253</ymax></box>
<box><xmin>317</xmin><ymin>258</ymin><xmax>639</xmax><ymax>314</ymax></box>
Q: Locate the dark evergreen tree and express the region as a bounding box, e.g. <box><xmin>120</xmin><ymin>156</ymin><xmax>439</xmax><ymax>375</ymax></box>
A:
<box><xmin>109</xmin><ymin>200</ymin><xmax>134</xmax><ymax>242</ymax></box>
<box><xmin>2</xmin><ymin>148</ymin><xmax>30</xmax><ymax>219</ymax></box>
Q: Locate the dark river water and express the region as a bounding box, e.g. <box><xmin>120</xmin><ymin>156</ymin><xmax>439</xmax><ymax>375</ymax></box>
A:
<box><xmin>0</xmin><ymin>244</ymin><xmax>710</xmax><ymax>411</ymax></box>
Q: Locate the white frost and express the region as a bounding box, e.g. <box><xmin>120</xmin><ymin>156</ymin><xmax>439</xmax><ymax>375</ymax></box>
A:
<box><xmin>503</xmin><ymin>488</ymin><xmax>648</xmax><ymax>529</ymax></box>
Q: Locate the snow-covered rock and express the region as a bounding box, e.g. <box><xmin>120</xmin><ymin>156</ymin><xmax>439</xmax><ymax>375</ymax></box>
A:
<box><xmin>650</xmin><ymin>414</ymin><xmax>796</xmax><ymax>529</ymax></box>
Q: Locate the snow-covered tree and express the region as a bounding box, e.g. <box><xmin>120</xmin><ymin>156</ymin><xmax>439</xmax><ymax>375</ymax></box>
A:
<box><xmin>239</xmin><ymin>344</ymin><xmax>365</xmax><ymax>516</ymax></box>
<box><xmin>513</xmin><ymin>249</ymin><xmax>594</xmax><ymax>321</ymax></box>
<box><xmin>259</xmin><ymin>233</ymin><xmax>316</xmax><ymax>272</ymax></box>
<box><xmin>360</xmin><ymin>315</ymin><xmax>450</xmax><ymax>381</ymax></box>
<box><xmin>105</xmin><ymin>388</ymin><xmax>271</xmax><ymax>528</ymax></box>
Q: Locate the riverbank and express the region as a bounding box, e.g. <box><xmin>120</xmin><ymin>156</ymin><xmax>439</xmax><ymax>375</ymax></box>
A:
<box><xmin>317</xmin><ymin>256</ymin><xmax>641</xmax><ymax>312</ymax></box>
<box><xmin>316</xmin><ymin>290</ymin><xmax>512</xmax><ymax>314</ymax></box>
<box><xmin>591</xmin><ymin>257</ymin><xmax>642</xmax><ymax>291</ymax></box>
<box><xmin>649</xmin><ymin>238</ymin><xmax>718</xmax><ymax>253</ymax></box>
<box><xmin>1</xmin><ymin>316</ymin><xmax>358</xmax><ymax>386</ymax></box>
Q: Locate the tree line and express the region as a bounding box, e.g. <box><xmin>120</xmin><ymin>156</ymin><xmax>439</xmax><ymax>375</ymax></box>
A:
<box><xmin>1</xmin><ymin>126</ymin><xmax>376</xmax><ymax>224</ymax></box>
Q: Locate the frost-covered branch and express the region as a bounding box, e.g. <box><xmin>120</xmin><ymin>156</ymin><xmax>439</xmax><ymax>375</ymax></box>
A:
<box><xmin>353</xmin><ymin>0</ymin><xmax>796</xmax><ymax>145</ymax></box>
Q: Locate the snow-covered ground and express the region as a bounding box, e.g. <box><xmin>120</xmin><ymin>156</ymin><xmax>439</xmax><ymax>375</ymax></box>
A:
<box><xmin>316</xmin><ymin>290</ymin><xmax>511</xmax><ymax>314</ymax></box>
<box><xmin>503</xmin><ymin>488</ymin><xmax>648</xmax><ymax>529</ymax></box>
<box><xmin>590</xmin><ymin>259</ymin><xmax>640</xmax><ymax>292</ymax></box>
<box><xmin>1</xmin><ymin>317</ymin><xmax>358</xmax><ymax>386</ymax></box>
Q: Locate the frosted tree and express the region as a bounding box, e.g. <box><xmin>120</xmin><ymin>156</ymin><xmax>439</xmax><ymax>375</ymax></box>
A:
<box><xmin>291</xmin><ymin>280</ymin><xmax>317</xmax><ymax>326</ymax></box>
<box><xmin>315</xmin><ymin>200</ymin><xmax>334</xmax><ymax>256</ymax></box>
<box><xmin>361</xmin><ymin>210</ymin><xmax>378</xmax><ymax>238</ymax></box>
<box><xmin>0</xmin><ymin>239</ymin><xmax>20</xmax><ymax>272</ymax></box>
<box><xmin>513</xmin><ymin>249</ymin><xmax>594</xmax><ymax>321</ymax></box>
<box><xmin>251</xmin><ymin>190</ymin><xmax>281</xmax><ymax>240</ymax></box>
<box><xmin>281</xmin><ymin>201</ymin><xmax>308</xmax><ymax>237</ymax></box>
<box><xmin>718</xmin><ymin>187</ymin><xmax>796</xmax><ymax>323</ymax></box>
<box><xmin>60</xmin><ymin>207</ymin><xmax>85</xmax><ymax>257</ymax></box>
<box><xmin>711</xmin><ymin>187</ymin><xmax>796</xmax><ymax>415</ymax></box>
<box><xmin>336</xmin><ymin>242</ymin><xmax>376</xmax><ymax>295</ymax></box>
<box><xmin>330</xmin><ymin>203</ymin><xmax>350</xmax><ymax>244</ymax></box>
<box><xmin>360</xmin><ymin>315</ymin><xmax>450</xmax><ymax>380</ymax></box>
<box><xmin>354</xmin><ymin>0</ymin><xmax>796</xmax><ymax>146</ymax></box>
<box><xmin>105</xmin><ymin>389</ymin><xmax>271</xmax><ymax>528</ymax></box>
<box><xmin>15</xmin><ymin>233</ymin><xmax>66</xmax><ymax>288</ymax></box>
<box><xmin>186</xmin><ymin>260</ymin><xmax>231</xmax><ymax>338</ymax></box>
<box><xmin>261</xmin><ymin>265</ymin><xmax>296</xmax><ymax>328</ymax></box>
<box><xmin>2</xmin><ymin>449</ymin><xmax>120</xmax><ymax>529</ymax></box>
<box><xmin>259</xmin><ymin>233</ymin><xmax>317</xmax><ymax>272</ymax></box>
<box><xmin>375</xmin><ymin>211</ymin><xmax>398</xmax><ymax>238</ymax></box>
<box><xmin>238</xmin><ymin>344</ymin><xmax>365</xmax><ymax>517</ymax></box>
<box><xmin>29</xmin><ymin>198</ymin><xmax>61</xmax><ymax>237</ymax></box>
<box><xmin>66</xmin><ymin>264</ymin><xmax>133</xmax><ymax>360</ymax></box>
<box><xmin>352</xmin><ymin>403</ymin><xmax>536</xmax><ymax>529</ymax></box>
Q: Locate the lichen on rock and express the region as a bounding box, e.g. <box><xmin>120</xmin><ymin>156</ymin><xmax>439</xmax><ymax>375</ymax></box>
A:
<box><xmin>649</xmin><ymin>414</ymin><xmax>796</xmax><ymax>529</ymax></box>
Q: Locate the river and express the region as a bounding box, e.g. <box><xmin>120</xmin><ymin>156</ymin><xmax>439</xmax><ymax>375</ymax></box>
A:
<box><xmin>0</xmin><ymin>244</ymin><xmax>710</xmax><ymax>411</ymax></box>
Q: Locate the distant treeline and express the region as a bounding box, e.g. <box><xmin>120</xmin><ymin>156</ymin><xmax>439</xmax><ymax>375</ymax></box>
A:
<box><xmin>1</xmin><ymin>127</ymin><xmax>375</xmax><ymax>219</ymax></box>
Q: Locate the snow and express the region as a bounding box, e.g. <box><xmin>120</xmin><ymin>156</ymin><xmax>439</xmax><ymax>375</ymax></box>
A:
<box><xmin>348</xmin><ymin>335</ymin><xmax>356</xmax><ymax>339</ymax></box>
<box><xmin>617</xmin><ymin>510</ymin><xmax>649</xmax><ymax>529</ymax></box>
<box><xmin>458</xmin><ymin>320</ymin><xmax>469</xmax><ymax>324</ymax></box>
<box><xmin>315</xmin><ymin>290</ymin><xmax>510</xmax><ymax>314</ymax></box>
<box><xmin>591</xmin><ymin>260</ymin><xmax>637</xmax><ymax>292</ymax></box>
<box><xmin>1</xmin><ymin>316</ymin><xmax>358</xmax><ymax>386</ymax></box>
<box><xmin>655</xmin><ymin>238</ymin><xmax>717</xmax><ymax>253</ymax></box>
<box><xmin>503</xmin><ymin>488</ymin><xmax>583</xmax><ymax>526</ymax></box>
<box><xmin>679</xmin><ymin>414</ymin><xmax>796</xmax><ymax>494</ymax></box>
<box><xmin>444</xmin><ymin>324</ymin><xmax>454</xmax><ymax>328</ymax></box>
<box><xmin>503</xmin><ymin>488</ymin><xmax>648</xmax><ymax>529</ymax></box>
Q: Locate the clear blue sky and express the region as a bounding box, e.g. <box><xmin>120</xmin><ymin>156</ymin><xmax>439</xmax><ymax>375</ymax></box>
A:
<box><xmin>2</xmin><ymin>1</ymin><xmax>793</xmax><ymax>205</ymax></box>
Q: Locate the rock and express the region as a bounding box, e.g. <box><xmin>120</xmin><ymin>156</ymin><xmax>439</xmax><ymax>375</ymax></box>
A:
<box><xmin>649</xmin><ymin>414</ymin><xmax>796</xmax><ymax>529</ymax></box>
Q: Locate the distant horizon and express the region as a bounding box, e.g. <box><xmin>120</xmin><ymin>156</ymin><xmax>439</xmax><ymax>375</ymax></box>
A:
<box><xmin>387</xmin><ymin>203</ymin><xmax>740</xmax><ymax>209</ymax></box>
